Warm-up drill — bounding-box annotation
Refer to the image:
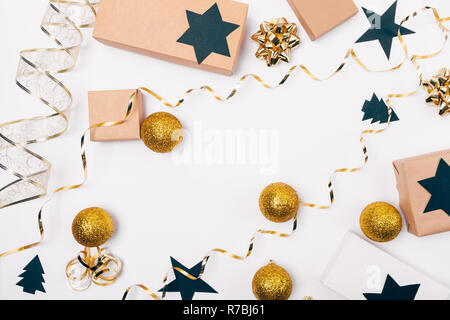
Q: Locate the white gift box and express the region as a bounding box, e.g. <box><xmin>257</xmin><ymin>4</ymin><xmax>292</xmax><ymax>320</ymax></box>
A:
<box><xmin>321</xmin><ymin>232</ymin><xmax>450</xmax><ymax>300</ymax></box>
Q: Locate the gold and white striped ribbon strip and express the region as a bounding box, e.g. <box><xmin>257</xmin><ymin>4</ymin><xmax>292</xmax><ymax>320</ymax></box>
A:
<box><xmin>122</xmin><ymin>7</ymin><xmax>449</xmax><ymax>299</ymax></box>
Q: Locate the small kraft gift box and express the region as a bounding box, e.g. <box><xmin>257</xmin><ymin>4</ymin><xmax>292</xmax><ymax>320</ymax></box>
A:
<box><xmin>286</xmin><ymin>0</ymin><xmax>358</xmax><ymax>41</ymax></box>
<box><xmin>88</xmin><ymin>89</ymin><xmax>143</xmax><ymax>142</ymax></box>
<box><xmin>393</xmin><ymin>149</ymin><xmax>450</xmax><ymax>237</ymax></box>
<box><xmin>93</xmin><ymin>0</ymin><xmax>248</xmax><ymax>75</ymax></box>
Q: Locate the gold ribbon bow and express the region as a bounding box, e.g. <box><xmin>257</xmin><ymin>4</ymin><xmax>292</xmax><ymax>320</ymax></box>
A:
<box><xmin>66</xmin><ymin>247</ymin><xmax>122</xmax><ymax>291</ymax></box>
<box><xmin>251</xmin><ymin>18</ymin><xmax>300</xmax><ymax>66</ymax></box>
<box><xmin>423</xmin><ymin>67</ymin><xmax>450</xmax><ymax>116</ymax></box>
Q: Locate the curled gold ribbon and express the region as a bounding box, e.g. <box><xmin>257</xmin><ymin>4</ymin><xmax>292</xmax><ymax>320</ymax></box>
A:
<box><xmin>122</xmin><ymin>7</ymin><xmax>449</xmax><ymax>299</ymax></box>
<box><xmin>0</xmin><ymin>0</ymin><xmax>99</xmax><ymax>258</ymax></box>
<box><xmin>66</xmin><ymin>247</ymin><xmax>122</xmax><ymax>291</ymax></box>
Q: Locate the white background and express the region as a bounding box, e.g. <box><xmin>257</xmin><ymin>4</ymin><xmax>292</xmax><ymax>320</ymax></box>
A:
<box><xmin>0</xmin><ymin>0</ymin><xmax>449</xmax><ymax>300</ymax></box>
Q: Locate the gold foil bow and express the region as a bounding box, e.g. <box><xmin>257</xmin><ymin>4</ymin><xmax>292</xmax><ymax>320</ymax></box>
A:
<box><xmin>423</xmin><ymin>67</ymin><xmax>450</xmax><ymax>116</ymax></box>
<box><xmin>66</xmin><ymin>247</ymin><xmax>122</xmax><ymax>291</ymax></box>
<box><xmin>251</xmin><ymin>18</ymin><xmax>300</xmax><ymax>67</ymax></box>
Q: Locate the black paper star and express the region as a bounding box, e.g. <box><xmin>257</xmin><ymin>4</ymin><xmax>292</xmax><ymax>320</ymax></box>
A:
<box><xmin>362</xmin><ymin>93</ymin><xmax>399</xmax><ymax>124</ymax></box>
<box><xmin>363</xmin><ymin>274</ymin><xmax>420</xmax><ymax>300</ymax></box>
<box><xmin>177</xmin><ymin>3</ymin><xmax>239</xmax><ymax>64</ymax></box>
<box><xmin>356</xmin><ymin>1</ymin><xmax>415</xmax><ymax>59</ymax></box>
<box><xmin>158</xmin><ymin>257</ymin><xmax>217</xmax><ymax>300</ymax></box>
<box><xmin>418</xmin><ymin>159</ymin><xmax>450</xmax><ymax>216</ymax></box>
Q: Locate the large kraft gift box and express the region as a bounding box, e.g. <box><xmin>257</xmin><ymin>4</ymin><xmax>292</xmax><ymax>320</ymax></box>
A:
<box><xmin>393</xmin><ymin>149</ymin><xmax>450</xmax><ymax>237</ymax></box>
<box><xmin>93</xmin><ymin>0</ymin><xmax>248</xmax><ymax>75</ymax></box>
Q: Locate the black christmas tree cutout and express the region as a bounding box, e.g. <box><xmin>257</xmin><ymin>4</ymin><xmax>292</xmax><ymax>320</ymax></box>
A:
<box><xmin>177</xmin><ymin>3</ymin><xmax>239</xmax><ymax>64</ymax></box>
<box><xmin>356</xmin><ymin>1</ymin><xmax>415</xmax><ymax>59</ymax></box>
<box><xmin>363</xmin><ymin>274</ymin><xmax>420</xmax><ymax>300</ymax></box>
<box><xmin>362</xmin><ymin>93</ymin><xmax>399</xmax><ymax>124</ymax></box>
<box><xmin>16</xmin><ymin>255</ymin><xmax>46</xmax><ymax>295</ymax></box>
<box><xmin>159</xmin><ymin>257</ymin><xmax>217</xmax><ymax>300</ymax></box>
<box><xmin>418</xmin><ymin>158</ymin><xmax>450</xmax><ymax>216</ymax></box>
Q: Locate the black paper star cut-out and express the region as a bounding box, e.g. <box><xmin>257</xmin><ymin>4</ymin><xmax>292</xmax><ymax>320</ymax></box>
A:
<box><xmin>363</xmin><ymin>274</ymin><xmax>420</xmax><ymax>300</ymax></box>
<box><xmin>362</xmin><ymin>93</ymin><xmax>399</xmax><ymax>124</ymax></box>
<box><xmin>177</xmin><ymin>3</ymin><xmax>239</xmax><ymax>64</ymax></box>
<box><xmin>356</xmin><ymin>1</ymin><xmax>415</xmax><ymax>59</ymax></box>
<box><xmin>418</xmin><ymin>158</ymin><xmax>450</xmax><ymax>216</ymax></box>
<box><xmin>158</xmin><ymin>257</ymin><xmax>217</xmax><ymax>300</ymax></box>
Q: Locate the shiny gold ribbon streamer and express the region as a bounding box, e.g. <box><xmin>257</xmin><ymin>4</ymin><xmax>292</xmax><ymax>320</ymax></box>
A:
<box><xmin>0</xmin><ymin>0</ymin><xmax>98</xmax><ymax>257</ymax></box>
<box><xmin>122</xmin><ymin>7</ymin><xmax>449</xmax><ymax>299</ymax></box>
<box><xmin>66</xmin><ymin>247</ymin><xmax>122</xmax><ymax>291</ymax></box>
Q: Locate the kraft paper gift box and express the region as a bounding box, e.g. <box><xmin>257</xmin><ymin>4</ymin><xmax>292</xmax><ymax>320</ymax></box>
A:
<box><xmin>393</xmin><ymin>149</ymin><xmax>450</xmax><ymax>237</ymax></box>
<box><xmin>286</xmin><ymin>0</ymin><xmax>358</xmax><ymax>41</ymax></box>
<box><xmin>93</xmin><ymin>0</ymin><xmax>248</xmax><ymax>76</ymax></box>
<box><xmin>88</xmin><ymin>89</ymin><xmax>143</xmax><ymax>142</ymax></box>
<box><xmin>322</xmin><ymin>232</ymin><xmax>450</xmax><ymax>300</ymax></box>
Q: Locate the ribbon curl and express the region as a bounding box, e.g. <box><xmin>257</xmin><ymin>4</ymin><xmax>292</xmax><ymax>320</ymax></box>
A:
<box><xmin>66</xmin><ymin>247</ymin><xmax>122</xmax><ymax>291</ymax></box>
<box><xmin>423</xmin><ymin>68</ymin><xmax>450</xmax><ymax>116</ymax></box>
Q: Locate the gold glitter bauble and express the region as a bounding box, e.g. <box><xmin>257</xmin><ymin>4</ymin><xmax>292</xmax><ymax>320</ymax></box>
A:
<box><xmin>141</xmin><ymin>112</ymin><xmax>183</xmax><ymax>153</ymax></box>
<box><xmin>259</xmin><ymin>183</ymin><xmax>299</xmax><ymax>222</ymax></box>
<box><xmin>72</xmin><ymin>207</ymin><xmax>114</xmax><ymax>247</ymax></box>
<box><xmin>252</xmin><ymin>261</ymin><xmax>292</xmax><ymax>300</ymax></box>
<box><xmin>360</xmin><ymin>202</ymin><xmax>402</xmax><ymax>242</ymax></box>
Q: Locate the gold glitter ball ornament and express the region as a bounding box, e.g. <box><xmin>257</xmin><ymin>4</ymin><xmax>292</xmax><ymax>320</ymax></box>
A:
<box><xmin>72</xmin><ymin>207</ymin><xmax>114</xmax><ymax>247</ymax></box>
<box><xmin>251</xmin><ymin>18</ymin><xmax>300</xmax><ymax>67</ymax></box>
<box><xmin>360</xmin><ymin>202</ymin><xmax>402</xmax><ymax>242</ymax></box>
<box><xmin>259</xmin><ymin>182</ymin><xmax>299</xmax><ymax>222</ymax></box>
<box><xmin>423</xmin><ymin>68</ymin><xmax>450</xmax><ymax>116</ymax></box>
<box><xmin>141</xmin><ymin>112</ymin><xmax>183</xmax><ymax>153</ymax></box>
<box><xmin>252</xmin><ymin>261</ymin><xmax>292</xmax><ymax>300</ymax></box>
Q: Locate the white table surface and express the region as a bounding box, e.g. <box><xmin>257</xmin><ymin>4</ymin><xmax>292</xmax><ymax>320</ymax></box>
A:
<box><xmin>0</xmin><ymin>0</ymin><xmax>449</xmax><ymax>300</ymax></box>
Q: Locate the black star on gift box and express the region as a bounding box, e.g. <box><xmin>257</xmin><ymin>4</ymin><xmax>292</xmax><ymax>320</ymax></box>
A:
<box><xmin>418</xmin><ymin>158</ymin><xmax>450</xmax><ymax>216</ymax></box>
<box><xmin>177</xmin><ymin>3</ymin><xmax>240</xmax><ymax>64</ymax></box>
<box><xmin>356</xmin><ymin>1</ymin><xmax>415</xmax><ymax>59</ymax></box>
<box><xmin>363</xmin><ymin>274</ymin><xmax>420</xmax><ymax>300</ymax></box>
<box><xmin>159</xmin><ymin>257</ymin><xmax>217</xmax><ymax>300</ymax></box>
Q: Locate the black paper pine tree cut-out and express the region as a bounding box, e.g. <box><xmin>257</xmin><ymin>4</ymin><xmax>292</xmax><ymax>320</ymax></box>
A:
<box><xmin>16</xmin><ymin>255</ymin><xmax>46</xmax><ymax>294</ymax></box>
<box><xmin>362</xmin><ymin>93</ymin><xmax>399</xmax><ymax>124</ymax></box>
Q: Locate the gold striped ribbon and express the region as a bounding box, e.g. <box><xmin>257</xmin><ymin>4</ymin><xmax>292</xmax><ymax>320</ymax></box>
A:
<box><xmin>123</xmin><ymin>7</ymin><xmax>449</xmax><ymax>299</ymax></box>
<box><xmin>0</xmin><ymin>0</ymin><xmax>99</xmax><ymax>257</ymax></box>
